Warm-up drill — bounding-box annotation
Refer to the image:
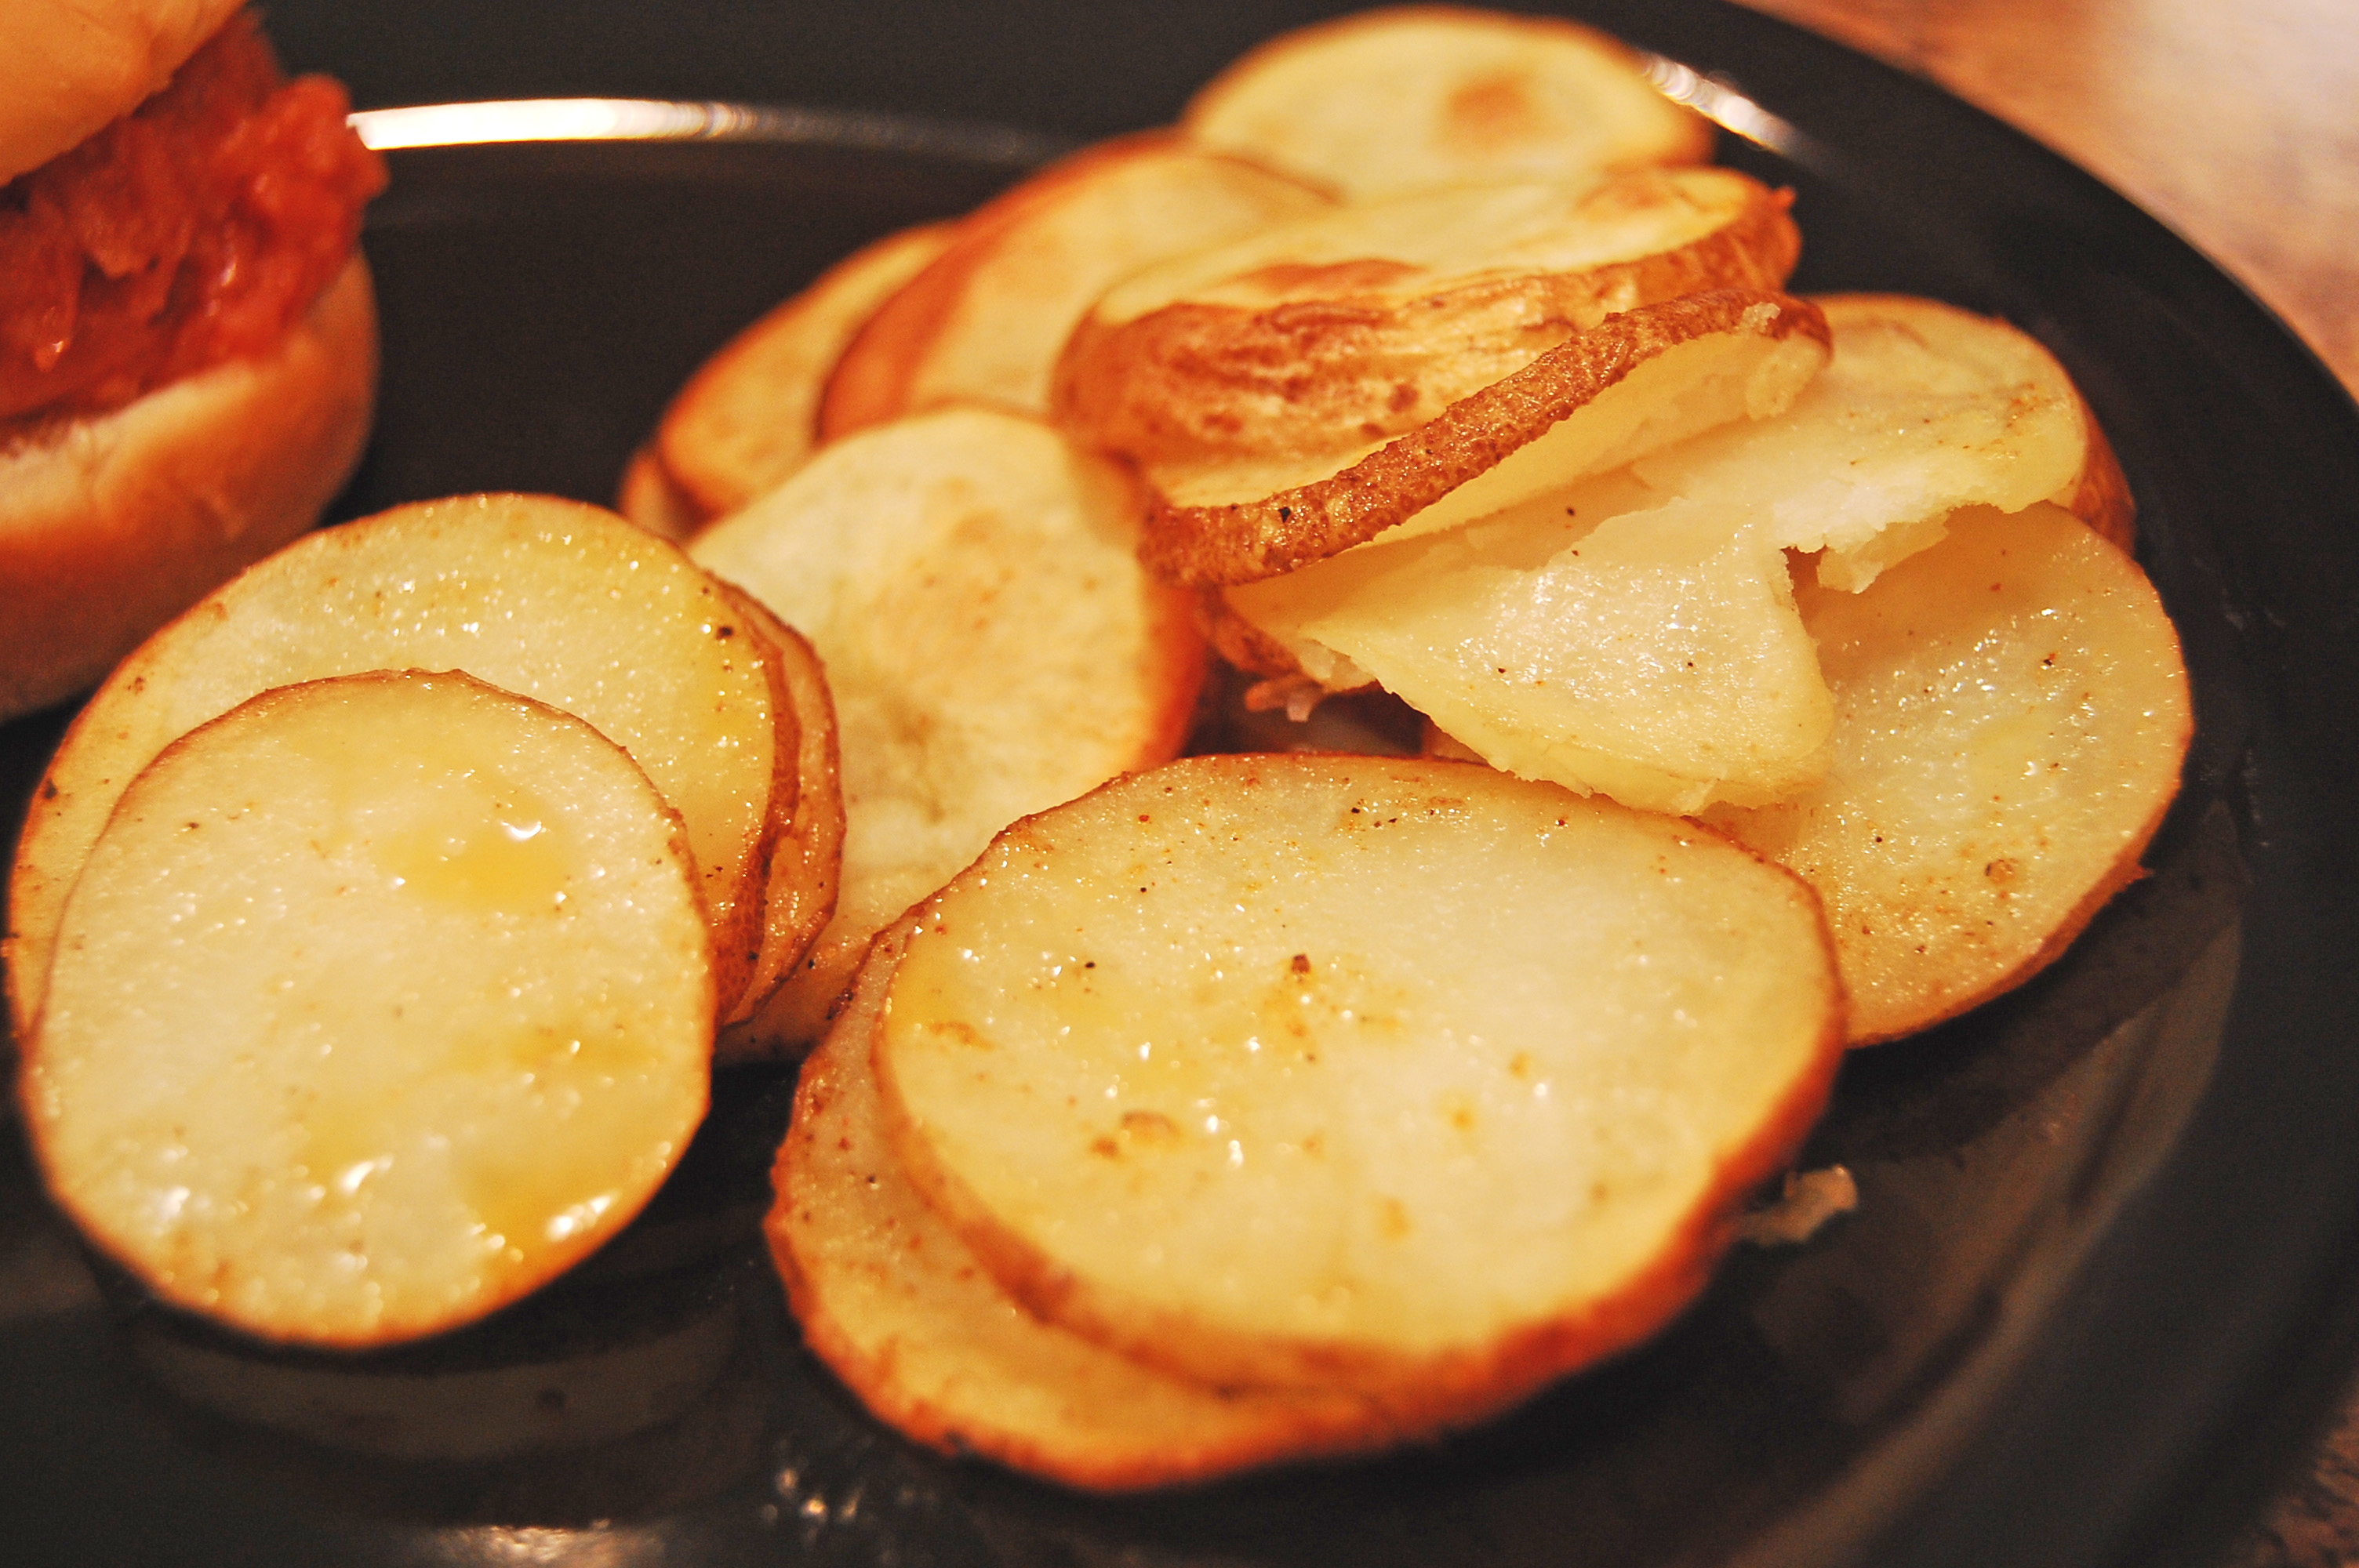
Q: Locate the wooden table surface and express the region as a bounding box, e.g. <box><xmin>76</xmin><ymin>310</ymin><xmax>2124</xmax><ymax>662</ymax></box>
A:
<box><xmin>1736</xmin><ymin>2</ymin><xmax>2359</xmax><ymax>1561</ymax></box>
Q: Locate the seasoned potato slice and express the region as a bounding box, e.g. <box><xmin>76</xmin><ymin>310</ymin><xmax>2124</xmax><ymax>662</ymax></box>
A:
<box><xmin>614</xmin><ymin>444</ymin><xmax>705</xmax><ymax>540</ymax></box>
<box><xmin>818</xmin><ymin>135</ymin><xmax>1332</xmax><ymax>438</ymax></box>
<box><xmin>772</xmin><ymin>932</ymin><xmax>1398</xmax><ymax>1490</ymax></box>
<box><xmin>690</xmin><ymin>408</ymin><xmax>1204</xmax><ymax>1052</ymax></box>
<box><xmin>1216</xmin><ymin>295</ymin><xmax>2137</xmax><ymax>813</ymax></box>
<box><xmin>1706</xmin><ymin>503</ymin><xmax>2190</xmax><ymax>1044</ymax></box>
<box><xmin>707</xmin><ymin>586</ymin><xmax>847</xmax><ymax>1062</ymax></box>
<box><xmin>22</xmin><ymin>673</ymin><xmax>712</xmax><ymax>1347</ymax></box>
<box><xmin>1140</xmin><ymin>289</ymin><xmax>1830</xmax><ymax>585</ymax></box>
<box><xmin>1183</xmin><ymin>6</ymin><xmax>1712</xmax><ymax>198</ymax></box>
<box><xmin>7</xmin><ymin>495</ymin><xmax>798</xmax><ymax>1036</ymax></box>
<box><xmin>875</xmin><ymin>755</ymin><xmax>1844</xmax><ymax>1416</ymax></box>
<box><xmin>645</xmin><ymin>223</ymin><xmax>958</xmax><ymax>525</ymax></box>
<box><xmin>1056</xmin><ymin>168</ymin><xmax>1799</xmax><ymax>468</ymax></box>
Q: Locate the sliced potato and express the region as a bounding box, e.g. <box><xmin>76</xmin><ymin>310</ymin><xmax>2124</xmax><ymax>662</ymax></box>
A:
<box><xmin>1140</xmin><ymin>289</ymin><xmax>1830</xmax><ymax>586</ymax></box>
<box><xmin>1626</xmin><ymin>294</ymin><xmax>2128</xmax><ymax>589</ymax></box>
<box><xmin>7</xmin><ymin>494</ymin><xmax>799</xmax><ymax>1036</ymax></box>
<box><xmin>1227</xmin><ymin>479</ymin><xmax>1833</xmax><ymax>813</ymax></box>
<box><xmin>875</xmin><ymin>754</ymin><xmax>1845</xmax><ymax>1416</ymax></box>
<box><xmin>690</xmin><ymin>408</ymin><xmax>1205</xmax><ymax>1052</ymax></box>
<box><xmin>708</xmin><ymin>586</ymin><xmax>847</xmax><ymax>1062</ymax></box>
<box><xmin>772</xmin><ymin>931</ymin><xmax>1399</xmax><ymax>1490</ymax></box>
<box><xmin>22</xmin><ymin>672</ymin><xmax>712</xmax><ymax>1346</ymax></box>
<box><xmin>650</xmin><ymin>222</ymin><xmax>959</xmax><ymax>524</ymax></box>
<box><xmin>1705</xmin><ymin>503</ymin><xmax>2190</xmax><ymax>1044</ymax></box>
<box><xmin>1183</xmin><ymin>6</ymin><xmax>1711</xmax><ymax>198</ymax></box>
<box><xmin>1057</xmin><ymin>168</ymin><xmax>1799</xmax><ymax>469</ymax></box>
<box><xmin>818</xmin><ymin>134</ymin><xmax>1332</xmax><ymax>438</ymax></box>
<box><xmin>614</xmin><ymin>444</ymin><xmax>705</xmax><ymax>540</ymax></box>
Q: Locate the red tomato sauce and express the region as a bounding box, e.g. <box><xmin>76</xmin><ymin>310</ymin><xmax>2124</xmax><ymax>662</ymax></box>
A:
<box><xmin>0</xmin><ymin>10</ymin><xmax>387</xmax><ymax>423</ymax></box>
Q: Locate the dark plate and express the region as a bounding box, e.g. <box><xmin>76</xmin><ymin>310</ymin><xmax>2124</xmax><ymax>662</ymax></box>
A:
<box><xmin>6</xmin><ymin>4</ymin><xmax>2359</xmax><ymax>1566</ymax></box>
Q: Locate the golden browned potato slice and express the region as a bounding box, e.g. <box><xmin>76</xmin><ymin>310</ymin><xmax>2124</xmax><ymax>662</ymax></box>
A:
<box><xmin>645</xmin><ymin>223</ymin><xmax>958</xmax><ymax>524</ymax></box>
<box><xmin>22</xmin><ymin>672</ymin><xmax>712</xmax><ymax>1347</ymax></box>
<box><xmin>1183</xmin><ymin>6</ymin><xmax>1712</xmax><ymax>199</ymax></box>
<box><xmin>614</xmin><ymin>444</ymin><xmax>706</xmax><ymax>540</ymax></box>
<box><xmin>771</xmin><ymin>931</ymin><xmax>1401</xmax><ymax>1490</ymax></box>
<box><xmin>707</xmin><ymin>585</ymin><xmax>847</xmax><ymax>1062</ymax></box>
<box><xmin>1056</xmin><ymin>167</ymin><xmax>1798</xmax><ymax>469</ymax></box>
<box><xmin>689</xmin><ymin>408</ymin><xmax>1205</xmax><ymax>1053</ymax></box>
<box><xmin>817</xmin><ymin>134</ymin><xmax>1332</xmax><ymax>438</ymax></box>
<box><xmin>1140</xmin><ymin>289</ymin><xmax>1830</xmax><ymax>586</ymax></box>
<box><xmin>875</xmin><ymin>754</ymin><xmax>1845</xmax><ymax>1417</ymax></box>
<box><xmin>1704</xmin><ymin>503</ymin><xmax>2190</xmax><ymax>1044</ymax></box>
<box><xmin>7</xmin><ymin>495</ymin><xmax>798</xmax><ymax>1037</ymax></box>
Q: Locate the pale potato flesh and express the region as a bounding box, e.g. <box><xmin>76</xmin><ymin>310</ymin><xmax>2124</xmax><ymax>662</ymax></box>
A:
<box><xmin>690</xmin><ymin>408</ymin><xmax>1202</xmax><ymax>1049</ymax></box>
<box><xmin>1231</xmin><ymin>480</ymin><xmax>1833</xmax><ymax>814</ymax></box>
<box><xmin>874</xmin><ymin>755</ymin><xmax>1843</xmax><ymax>1407</ymax></box>
<box><xmin>23</xmin><ymin>673</ymin><xmax>712</xmax><ymax>1346</ymax></box>
<box><xmin>1182</xmin><ymin>8</ymin><xmax>1711</xmax><ymax>198</ymax></box>
<box><xmin>8</xmin><ymin>493</ymin><xmax>787</xmax><ymax>1036</ymax></box>
<box><xmin>771</xmin><ymin>933</ymin><xmax>1395</xmax><ymax>1490</ymax></box>
<box><xmin>1706</xmin><ymin>503</ymin><xmax>2191</xmax><ymax>1044</ymax></box>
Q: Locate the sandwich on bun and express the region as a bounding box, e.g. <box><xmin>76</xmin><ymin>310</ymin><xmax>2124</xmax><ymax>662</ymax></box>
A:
<box><xmin>0</xmin><ymin>1</ymin><xmax>386</xmax><ymax>721</ymax></box>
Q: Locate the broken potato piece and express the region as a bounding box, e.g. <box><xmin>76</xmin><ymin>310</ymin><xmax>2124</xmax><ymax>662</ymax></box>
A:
<box><xmin>772</xmin><ymin>929</ymin><xmax>1400</xmax><ymax>1492</ymax></box>
<box><xmin>1183</xmin><ymin>5</ymin><xmax>1712</xmax><ymax>198</ymax></box>
<box><xmin>21</xmin><ymin>672</ymin><xmax>713</xmax><ymax>1348</ymax></box>
<box><xmin>689</xmin><ymin>407</ymin><xmax>1205</xmax><ymax>1053</ymax></box>
<box><xmin>873</xmin><ymin>754</ymin><xmax>1846</xmax><ymax>1424</ymax></box>
<box><xmin>6</xmin><ymin>494</ymin><xmax>831</xmax><ymax>1039</ymax></box>
<box><xmin>1706</xmin><ymin>503</ymin><xmax>2191</xmax><ymax>1044</ymax></box>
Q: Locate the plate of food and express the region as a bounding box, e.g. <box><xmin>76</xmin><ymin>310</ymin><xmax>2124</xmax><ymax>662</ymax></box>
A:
<box><xmin>3</xmin><ymin>2</ymin><xmax>2356</xmax><ymax>1566</ymax></box>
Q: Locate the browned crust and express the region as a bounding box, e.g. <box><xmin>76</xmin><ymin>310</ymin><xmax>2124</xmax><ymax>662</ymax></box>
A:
<box><xmin>769</xmin><ymin>938</ymin><xmax>1411</xmax><ymax>1490</ymax></box>
<box><xmin>2066</xmin><ymin>394</ymin><xmax>2138</xmax><ymax>553</ymax></box>
<box><xmin>614</xmin><ymin>443</ymin><xmax>706</xmax><ymax>539</ymax></box>
<box><xmin>1055</xmin><ymin>176</ymin><xmax>1799</xmax><ymax>466</ymax></box>
<box><xmin>871</xmin><ymin>754</ymin><xmax>1850</xmax><ymax>1429</ymax></box>
<box><xmin>1142</xmin><ymin>289</ymin><xmax>1830</xmax><ymax>586</ymax></box>
<box><xmin>656</xmin><ymin>222</ymin><xmax>958</xmax><ymax>517</ymax></box>
<box><xmin>817</xmin><ymin>132</ymin><xmax>1306</xmax><ymax>440</ymax></box>
<box><xmin>1180</xmin><ymin>4</ymin><xmax>1717</xmax><ymax>176</ymax></box>
<box><xmin>711</xmin><ymin>586</ymin><xmax>847</xmax><ymax>1057</ymax></box>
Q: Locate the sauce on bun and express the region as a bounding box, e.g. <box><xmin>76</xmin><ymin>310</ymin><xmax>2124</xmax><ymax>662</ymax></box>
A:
<box><xmin>0</xmin><ymin>2</ymin><xmax>385</xmax><ymax>720</ymax></box>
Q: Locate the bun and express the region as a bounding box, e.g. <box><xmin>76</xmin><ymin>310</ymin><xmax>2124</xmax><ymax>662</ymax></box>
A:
<box><xmin>0</xmin><ymin>256</ymin><xmax>377</xmax><ymax>721</ymax></box>
<box><xmin>0</xmin><ymin>0</ymin><xmax>245</xmax><ymax>182</ymax></box>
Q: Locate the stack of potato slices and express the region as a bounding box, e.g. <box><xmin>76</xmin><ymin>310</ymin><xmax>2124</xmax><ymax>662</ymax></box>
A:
<box><xmin>601</xmin><ymin>1</ymin><xmax>2195</xmax><ymax>1494</ymax></box>
<box><xmin>8</xmin><ymin>494</ymin><xmax>841</xmax><ymax>1345</ymax></box>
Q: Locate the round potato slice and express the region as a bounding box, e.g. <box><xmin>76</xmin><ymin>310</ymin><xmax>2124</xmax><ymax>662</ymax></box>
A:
<box><xmin>772</xmin><ymin>931</ymin><xmax>1398</xmax><ymax>1491</ymax></box>
<box><xmin>690</xmin><ymin>408</ymin><xmax>1204</xmax><ymax>1052</ymax></box>
<box><xmin>649</xmin><ymin>221</ymin><xmax>959</xmax><ymax>524</ymax></box>
<box><xmin>818</xmin><ymin>134</ymin><xmax>1332</xmax><ymax>439</ymax></box>
<box><xmin>1706</xmin><ymin>503</ymin><xmax>2192</xmax><ymax>1044</ymax></box>
<box><xmin>1139</xmin><ymin>289</ymin><xmax>1830</xmax><ymax>586</ymax></box>
<box><xmin>22</xmin><ymin>672</ymin><xmax>713</xmax><ymax>1347</ymax></box>
<box><xmin>1183</xmin><ymin>7</ymin><xmax>1712</xmax><ymax>198</ymax></box>
<box><xmin>8</xmin><ymin>494</ymin><xmax>798</xmax><ymax>1036</ymax></box>
<box><xmin>874</xmin><ymin>755</ymin><xmax>1845</xmax><ymax>1417</ymax></box>
<box><xmin>1056</xmin><ymin>167</ymin><xmax>1799</xmax><ymax>469</ymax></box>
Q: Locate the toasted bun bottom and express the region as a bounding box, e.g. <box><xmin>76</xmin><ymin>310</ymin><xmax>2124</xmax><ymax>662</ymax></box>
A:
<box><xmin>0</xmin><ymin>255</ymin><xmax>377</xmax><ymax>723</ymax></box>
